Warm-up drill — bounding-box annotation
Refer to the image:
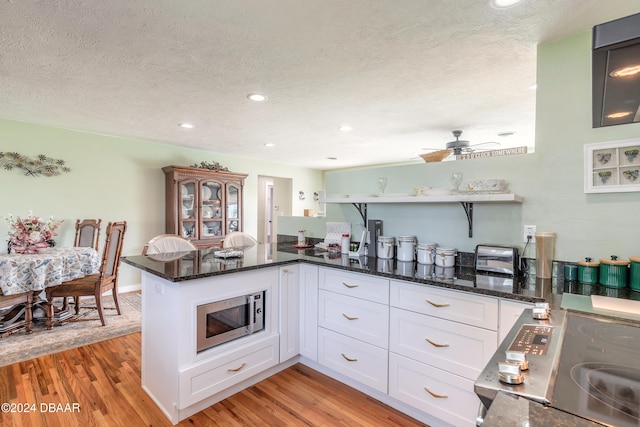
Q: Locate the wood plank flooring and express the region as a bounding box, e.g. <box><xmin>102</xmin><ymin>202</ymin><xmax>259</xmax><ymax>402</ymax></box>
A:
<box><xmin>0</xmin><ymin>332</ymin><xmax>427</xmax><ymax>426</ymax></box>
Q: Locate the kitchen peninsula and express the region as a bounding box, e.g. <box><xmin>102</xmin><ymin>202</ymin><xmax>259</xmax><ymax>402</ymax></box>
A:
<box><xmin>122</xmin><ymin>244</ymin><xmax>556</xmax><ymax>426</ymax></box>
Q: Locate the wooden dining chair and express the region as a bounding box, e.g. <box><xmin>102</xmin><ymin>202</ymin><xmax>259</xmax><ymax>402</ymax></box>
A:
<box><xmin>0</xmin><ymin>292</ymin><xmax>33</xmax><ymax>336</ymax></box>
<box><xmin>46</xmin><ymin>221</ymin><xmax>127</xmax><ymax>327</ymax></box>
<box><xmin>74</xmin><ymin>219</ymin><xmax>102</xmax><ymax>250</ymax></box>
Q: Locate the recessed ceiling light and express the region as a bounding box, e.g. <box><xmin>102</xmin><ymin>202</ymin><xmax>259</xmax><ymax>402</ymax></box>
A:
<box><xmin>497</xmin><ymin>131</ymin><xmax>516</xmax><ymax>137</ymax></box>
<box><xmin>247</xmin><ymin>93</ymin><xmax>268</xmax><ymax>102</ymax></box>
<box><xmin>339</xmin><ymin>125</ymin><xmax>353</xmax><ymax>132</ymax></box>
<box><xmin>326</xmin><ymin>157</ymin><xmax>338</xmax><ymax>160</ymax></box>
<box><xmin>264</xmin><ymin>142</ymin><xmax>275</xmax><ymax>147</ymax></box>
<box><xmin>490</xmin><ymin>0</ymin><xmax>525</xmax><ymax>9</ymax></box>
<box><xmin>179</xmin><ymin>123</ymin><xmax>194</xmax><ymax>129</ymax></box>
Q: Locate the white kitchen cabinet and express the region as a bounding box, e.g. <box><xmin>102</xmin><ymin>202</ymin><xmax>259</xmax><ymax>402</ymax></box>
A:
<box><xmin>389</xmin><ymin>307</ymin><xmax>497</xmax><ymax>380</ymax></box>
<box><xmin>298</xmin><ymin>263</ymin><xmax>319</xmax><ymax>361</ymax></box>
<box><xmin>388</xmin><ymin>279</ymin><xmax>498</xmax><ymax>426</ymax></box>
<box><xmin>319</xmin><ymin>289</ymin><xmax>389</xmax><ymax>349</ymax></box>
<box><xmin>499</xmin><ymin>299</ymin><xmax>534</xmax><ymax>345</ymax></box>
<box><xmin>318</xmin><ymin>327</ymin><xmax>388</xmax><ymax>393</ymax></box>
<box><xmin>389</xmin><ymin>352</ymin><xmax>479</xmax><ymax>427</ymax></box>
<box><xmin>319</xmin><ymin>267</ymin><xmax>389</xmax><ymax>304</ymax></box>
<box><xmin>279</xmin><ymin>266</ymin><xmax>299</xmax><ymax>363</ymax></box>
<box><xmin>390</xmin><ymin>279</ymin><xmax>498</xmax><ymax>330</ymax></box>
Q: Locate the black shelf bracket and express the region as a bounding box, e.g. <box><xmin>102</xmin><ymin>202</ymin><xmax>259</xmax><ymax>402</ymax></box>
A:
<box><xmin>460</xmin><ymin>202</ymin><xmax>474</xmax><ymax>238</ymax></box>
<box><xmin>352</xmin><ymin>203</ymin><xmax>368</xmax><ymax>224</ymax></box>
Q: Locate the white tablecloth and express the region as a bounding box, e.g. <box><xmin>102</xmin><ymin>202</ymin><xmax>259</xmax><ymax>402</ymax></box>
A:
<box><xmin>0</xmin><ymin>247</ymin><xmax>100</xmax><ymax>296</ymax></box>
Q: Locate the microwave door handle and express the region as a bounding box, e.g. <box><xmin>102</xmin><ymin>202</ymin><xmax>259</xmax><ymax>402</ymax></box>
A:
<box><xmin>247</xmin><ymin>295</ymin><xmax>255</xmax><ymax>333</ymax></box>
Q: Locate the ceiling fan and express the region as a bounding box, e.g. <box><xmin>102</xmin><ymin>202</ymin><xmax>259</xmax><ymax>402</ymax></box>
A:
<box><xmin>419</xmin><ymin>130</ymin><xmax>500</xmax><ymax>163</ymax></box>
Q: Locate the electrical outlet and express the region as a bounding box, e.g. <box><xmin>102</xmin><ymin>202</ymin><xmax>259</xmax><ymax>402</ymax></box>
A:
<box><xmin>523</xmin><ymin>225</ymin><xmax>537</xmax><ymax>243</ymax></box>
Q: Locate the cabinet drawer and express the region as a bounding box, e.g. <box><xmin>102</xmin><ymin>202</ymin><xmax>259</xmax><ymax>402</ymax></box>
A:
<box><xmin>390</xmin><ymin>280</ymin><xmax>498</xmax><ymax>330</ymax></box>
<box><xmin>318</xmin><ymin>290</ymin><xmax>389</xmax><ymax>348</ymax></box>
<box><xmin>319</xmin><ymin>268</ymin><xmax>389</xmax><ymax>304</ymax></box>
<box><xmin>390</xmin><ymin>308</ymin><xmax>497</xmax><ymax>380</ymax></box>
<box><xmin>318</xmin><ymin>328</ymin><xmax>388</xmax><ymax>393</ymax></box>
<box><xmin>178</xmin><ymin>335</ymin><xmax>279</xmax><ymax>409</ymax></box>
<box><xmin>389</xmin><ymin>352</ymin><xmax>479</xmax><ymax>427</ymax></box>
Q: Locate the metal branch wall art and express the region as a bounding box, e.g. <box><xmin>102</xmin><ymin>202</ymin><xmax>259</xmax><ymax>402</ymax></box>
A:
<box><xmin>0</xmin><ymin>152</ymin><xmax>71</xmax><ymax>177</ymax></box>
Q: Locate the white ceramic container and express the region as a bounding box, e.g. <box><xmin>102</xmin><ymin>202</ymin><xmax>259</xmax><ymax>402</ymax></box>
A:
<box><xmin>396</xmin><ymin>236</ymin><xmax>416</xmax><ymax>262</ymax></box>
<box><xmin>417</xmin><ymin>242</ymin><xmax>437</xmax><ymax>264</ymax></box>
<box><xmin>377</xmin><ymin>236</ymin><xmax>395</xmax><ymax>259</ymax></box>
<box><xmin>435</xmin><ymin>247</ymin><xmax>457</xmax><ymax>267</ymax></box>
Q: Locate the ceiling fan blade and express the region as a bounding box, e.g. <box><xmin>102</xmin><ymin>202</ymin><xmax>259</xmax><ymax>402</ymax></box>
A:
<box><xmin>419</xmin><ymin>149</ymin><xmax>452</xmax><ymax>163</ymax></box>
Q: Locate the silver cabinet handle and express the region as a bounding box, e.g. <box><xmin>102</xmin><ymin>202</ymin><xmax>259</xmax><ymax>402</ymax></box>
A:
<box><xmin>425</xmin><ymin>338</ymin><xmax>449</xmax><ymax>348</ymax></box>
<box><xmin>342</xmin><ymin>313</ymin><xmax>359</xmax><ymax>320</ymax></box>
<box><xmin>227</xmin><ymin>362</ymin><xmax>246</xmax><ymax>373</ymax></box>
<box><xmin>342</xmin><ymin>282</ymin><xmax>359</xmax><ymax>288</ymax></box>
<box><xmin>424</xmin><ymin>386</ymin><xmax>448</xmax><ymax>399</ymax></box>
<box><xmin>341</xmin><ymin>353</ymin><xmax>357</xmax><ymax>362</ymax></box>
<box><xmin>426</xmin><ymin>299</ymin><xmax>450</xmax><ymax>308</ymax></box>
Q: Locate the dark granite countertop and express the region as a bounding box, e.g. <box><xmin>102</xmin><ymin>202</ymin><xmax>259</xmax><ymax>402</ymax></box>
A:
<box><xmin>121</xmin><ymin>243</ymin><xmax>567</xmax><ymax>305</ymax></box>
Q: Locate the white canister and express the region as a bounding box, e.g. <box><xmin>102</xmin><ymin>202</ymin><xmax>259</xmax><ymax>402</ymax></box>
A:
<box><xmin>417</xmin><ymin>242</ymin><xmax>437</xmax><ymax>264</ymax></box>
<box><xmin>377</xmin><ymin>236</ymin><xmax>395</xmax><ymax>259</ymax></box>
<box><xmin>396</xmin><ymin>236</ymin><xmax>416</xmax><ymax>262</ymax></box>
<box><xmin>435</xmin><ymin>247</ymin><xmax>457</xmax><ymax>267</ymax></box>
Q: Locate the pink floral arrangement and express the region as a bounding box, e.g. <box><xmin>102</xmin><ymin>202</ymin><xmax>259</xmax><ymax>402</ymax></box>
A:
<box><xmin>4</xmin><ymin>211</ymin><xmax>63</xmax><ymax>252</ymax></box>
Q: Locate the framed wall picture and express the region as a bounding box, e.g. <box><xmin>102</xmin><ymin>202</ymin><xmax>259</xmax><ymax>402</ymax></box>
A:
<box><xmin>584</xmin><ymin>139</ymin><xmax>640</xmax><ymax>193</ymax></box>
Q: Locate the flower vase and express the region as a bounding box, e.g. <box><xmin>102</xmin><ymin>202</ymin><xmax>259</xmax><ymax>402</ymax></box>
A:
<box><xmin>12</xmin><ymin>244</ymin><xmax>40</xmax><ymax>254</ymax></box>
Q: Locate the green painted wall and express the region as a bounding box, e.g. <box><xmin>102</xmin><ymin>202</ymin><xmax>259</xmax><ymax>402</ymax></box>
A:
<box><xmin>0</xmin><ymin>119</ymin><xmax>323</xmax><ymax>288</ymax></box>
<box><xmin>317</xmin><ymin>31</ymin><xmax>640</xmax><ymax>263</ymax></box>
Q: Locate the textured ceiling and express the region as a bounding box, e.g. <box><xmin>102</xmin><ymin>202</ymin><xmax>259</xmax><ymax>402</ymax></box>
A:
<box><xmin>1</xmin><ymin>1</ymin><xmax>639</xmax><ymax>170</ymax></box>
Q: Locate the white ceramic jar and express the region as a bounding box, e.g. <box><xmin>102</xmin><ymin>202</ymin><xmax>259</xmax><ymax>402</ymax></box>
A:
<box><xmin>396</xmin><ymin>236</ymin><xmax>416</xmax><ymax>262</ymax></box>
<box><xmin>377</xmin><ymin>236</ymin><xmax>395</xmax><ymax>259</ymax></box>
<box><xmin>417</xmin><ymin>242</ymin><xmax>437</xmax><ymax>264</ymax></box>
<box><xmin>435</xmin><ymin>247</ymin><xmax>457</xmax><ymax>267</ymax></box>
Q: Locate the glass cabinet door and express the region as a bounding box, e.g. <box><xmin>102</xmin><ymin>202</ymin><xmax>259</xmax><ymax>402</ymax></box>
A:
<box><xmin>227</xmin><ymin>185</ymin><xmax>239</xmax><ymax>233</ymax></box>
<box><xmin>201</xmin><ymin>181</ymin><xmax>223</xmax><ymax>239</ymax></box>
<box><xmin>180</xmin><ymin>182</ymin><xmax>196</xmax><ymax>239</ymax></box>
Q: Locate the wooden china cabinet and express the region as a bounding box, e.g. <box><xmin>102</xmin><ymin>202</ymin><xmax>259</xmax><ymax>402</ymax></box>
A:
<box><xmin>162</xmin><ymin>165</ymin><xmax>248</xmax><ymax>249</ymax></box>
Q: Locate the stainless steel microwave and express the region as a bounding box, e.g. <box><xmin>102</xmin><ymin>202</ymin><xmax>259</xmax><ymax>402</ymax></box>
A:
<box><xmin>196</xmin><ymin>291</ymin><xmax>265</xmax><ymax>352</ymax></box>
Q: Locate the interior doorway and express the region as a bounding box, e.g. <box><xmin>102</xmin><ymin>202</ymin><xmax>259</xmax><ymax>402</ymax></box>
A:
<box><xmin>257</xmin><ymin>175</ymin><xmax>292</xmax><ymax>245</ymax></box>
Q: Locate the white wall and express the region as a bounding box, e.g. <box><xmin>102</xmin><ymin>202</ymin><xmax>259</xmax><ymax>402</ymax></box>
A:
<box><xmin>0</xmin><ymin>119</ymin><xmax>323</xmax><ymax>288</ymax></box>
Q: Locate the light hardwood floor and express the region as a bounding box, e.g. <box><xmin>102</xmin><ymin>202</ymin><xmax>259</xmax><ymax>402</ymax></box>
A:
<box><xmin>0</xmin><ymin>332</ymin><xmax>428</xmax><ymax>426</ymax></box>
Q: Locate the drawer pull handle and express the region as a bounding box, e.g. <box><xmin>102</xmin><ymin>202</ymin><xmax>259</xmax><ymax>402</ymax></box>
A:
<box><xmin>342</xmin><ymin>313</ymin><xmax>359</xmax><ymax>321</ymax></box>
<box><xmin>426</xmin><ymin>299</ymin><xmax>450</xmax><ymax>308</ymax></box>
<box><xmin>424</xmin><ymin>387</ymin><xmax>448</xmax><ymax>399</ymax></box>
<box><xmin>342</xmin><ymin>282</ymin><xmax>359</xmax><ymax>288</ymax></box>
<box><xmin>341</xmin><ymin>353</ymin><xmax>358</xmax><ymax>362</ymax></box>
<box><xmin>425</xmin><ymin>338</ymin><xmax>449</xmax><ymax>348</ymax></box>
<box><xmin>227</xmin><ymin>363</ymin><xmax>246</xmax><ymax>373</ymax></box>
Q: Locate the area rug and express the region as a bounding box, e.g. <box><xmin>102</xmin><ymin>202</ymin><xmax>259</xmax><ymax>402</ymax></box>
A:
<box><xmin>0</xmin><ymin>292</ymin><xmax>141</xmax><ymax>367</ymax></box>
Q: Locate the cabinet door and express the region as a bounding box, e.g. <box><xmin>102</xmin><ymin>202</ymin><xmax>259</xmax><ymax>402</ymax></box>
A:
<box><xmin>179</xmin><ymin>180</ymin><xmax>197</xmax><ymax>239</ymax></box>
<box><xmin>279</xmin><ymin>266</ymin><xmax>299</xmax><ymax>362</ymax></box>
<box><xmin>499</xmin><ymin>300</ymin><xmax>533</xmax><ymax>345</ymax></box>
<box><xmin>200</xmin><ymin>180</ymin><xmax>223</xmax><ymax>240</ymax></box>
<box><xmin>299</xmin><ymin>264</ymin><xmax>318</xmax><ymax>361</ymax></box>
<box><xmin>226</xmin><ymin>184</ymin><xmax>241</xmax><ymax>233</ymax></box>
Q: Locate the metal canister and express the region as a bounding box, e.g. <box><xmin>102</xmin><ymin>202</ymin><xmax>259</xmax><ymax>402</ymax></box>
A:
<box><xmin>599</xmin><ymin>256</ymin><xmax>629</xmax><ymax>288</ymax></box>
<box><xmin>577</xmin><ymin>258</ymin><xmax>599</xmax><ymax>284</ymax></box>
<box><xmin>630</xmin><ymin>256</ymin><xmax>640</xmax><ymax>292</ymax></box>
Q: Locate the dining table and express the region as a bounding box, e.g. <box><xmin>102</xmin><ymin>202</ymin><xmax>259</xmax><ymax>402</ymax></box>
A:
<box><xmin>0</xmin><ymin>246</ymin><xmax>100</xmax><ymax>296</ymax></box>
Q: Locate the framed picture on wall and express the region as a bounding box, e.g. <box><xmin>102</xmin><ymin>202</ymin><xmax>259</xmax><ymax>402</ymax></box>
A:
<box><xmin>584</xmin><ymin>139</ymin><xmax>640</xmax><ymax>193</ymax></box>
